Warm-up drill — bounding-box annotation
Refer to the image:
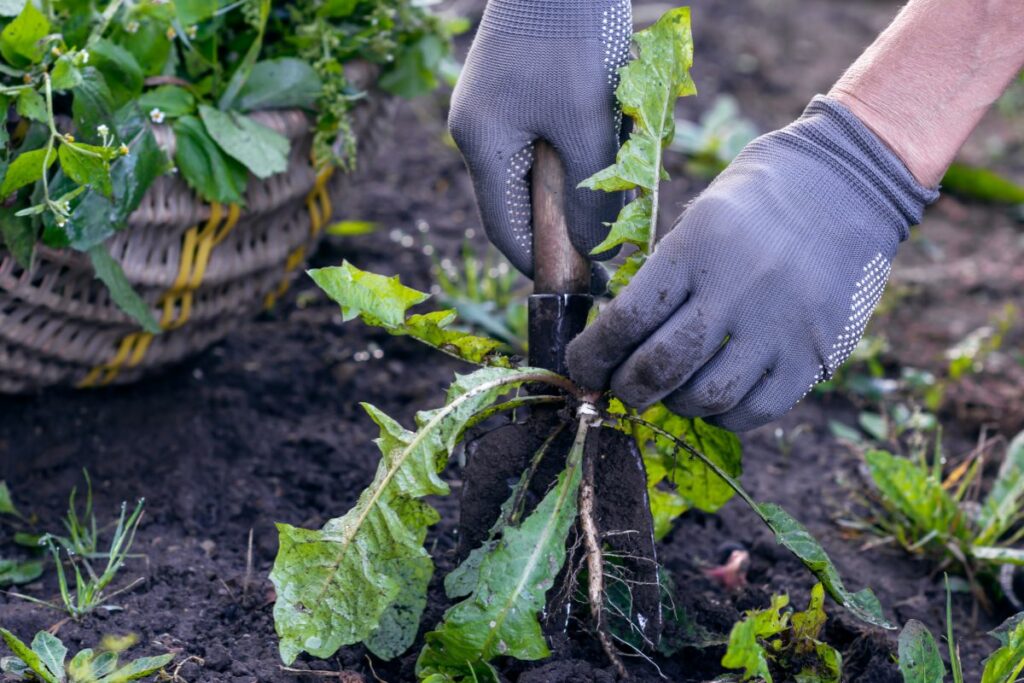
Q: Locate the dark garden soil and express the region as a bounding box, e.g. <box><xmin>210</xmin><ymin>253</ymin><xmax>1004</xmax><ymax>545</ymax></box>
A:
<box><xmin>2</xmin><ymin>0</ymin><xmax>1023</xmax><ymax>681</ymax></box>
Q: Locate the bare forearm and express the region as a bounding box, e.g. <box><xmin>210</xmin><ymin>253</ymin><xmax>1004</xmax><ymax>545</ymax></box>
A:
<box><xmin>830</xmin><ymin>0</ymin><xmax>1024</xmax><ymax>187</ymax></box>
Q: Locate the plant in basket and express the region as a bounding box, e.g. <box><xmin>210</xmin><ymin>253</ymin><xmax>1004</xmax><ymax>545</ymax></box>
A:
<box><xmin>0</xmin><ymin>0</ymin><xmax>455</xmax><ymax>391</ymax></box>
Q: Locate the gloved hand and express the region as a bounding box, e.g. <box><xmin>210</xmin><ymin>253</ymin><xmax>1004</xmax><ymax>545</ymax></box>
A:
<box><xmin>567</xmin><ymin>96</ymin><xmax>938</xmax><ymax>431</ymax></box>
<box><xmin>449</xmin><ymin>0</ymin><xmax>632</xmax><ymax>278</ymax></box>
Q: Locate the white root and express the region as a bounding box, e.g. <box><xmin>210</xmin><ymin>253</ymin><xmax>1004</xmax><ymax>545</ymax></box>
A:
<box><xmin>581</xmin><ymin>446</ymin><xmax>630</xmax><ymax>681</ymax></box>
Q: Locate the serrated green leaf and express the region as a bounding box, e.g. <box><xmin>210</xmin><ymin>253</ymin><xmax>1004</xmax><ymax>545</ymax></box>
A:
<box><xmin>61</xmin><ymin>128</ymin><xmax>169</xmax><ymax>252</ymax></box>
<box><xmin>0</xmin><ymin>1</ymin><xmax>49</xmax><ymax>66</ymax></box>
<box><xmin>0</xmin><ymin>147</ymin><xmax>57</xmax><ymax>197</ymax></box>
<box><xmin>721</xmin><ymin>594</ymin><xmax>790</xmax><ymax>682</ymax></box>
<box><xmin>173</xmin><ymin>115</ymin><xmax>248</xmax><ymax>204</ymax></box>
<box><xmin>416</xmin><ymin>419</ymin><xmax>590</xmax><ymax>681</ymax></box>
<box><xmin>235</xmin><ymin>58</ymin><xmax>322</xmax><ymax>112</ymax></box>
<box><xmin>15</xmin><ymin>88</ymin><xmax>46</xmax><ymax>122</ymax></box>
<box><xmin>581</xmin><ymin>7</ymin><xmax>695</xmax><ymax>259</ymax></box>
<box><xmin>88</xmin><ymin>245</ymin><xmax>161</xmax><ymax>333</ymax></box>
<box><xmin>756</xmin><ymin>503</ymin><xmax>893</xmax><ymax>630</ymax></box>
<box><xmin>137</xmin><ymin>86</ymin><xmax>195</xmax><ymax>118</ymax></box>
<box><xmin>0</xmin><ymin>558</ymin><xmax>44</xmax><ymax>585</ymax></box>
<box><xmin>310</xmin><ymin>261</ymin><xmax>428</xmax><ymax>326</ymax></box>
<box><xmin>899</xmin><ymin>620</ymin><xmax>945</xmax><ymax>683</ymax></box>
<box><xmin>95</xmin><ymin>653</ymin><xmax>174</xmax><ymax>682</ymax></box>
<box><xmin>31</xmin><ymin>631</ymin><xmax>66</xmax><ymax>681</ymax></box>
<box><xmin>271</xmin><ymin>366</ymin><xmax>555</xmax><ymax>664</ymax></box>
<box><xmin>590</xmin><ymin>195</ymin><xmax>653</xmax><ymax>254</ymax></box>
<box><xmin>0</xmin><ymin>629</ymin><xmax>56</xmax><ymax>683</ymax></box>
<box><xmin>198</xmin><ymin>105</ymin><xmax>288</xmax><ymax>180</ymax></box>
<box><xmin>59</xmin><ymin>142</ymin><xmax>113</xmax><ymax>197</ymax></box>
<box><xmin>625</xmin><ymin>403</ymin><xmax>741</xmax><ymax>539</ymax></box>
<box><xmin>609</xmin><ymin>251</ymin><xmax>645</xmax><ymax>295</ymax></box>
<box><xmin>51</xmin><ymin>56</ymin><xmax>83</xmax><ymax>91</ymax></box>
<box><xmin>309</xmin><ymin>262</ymin><xmax>510</xmax><ymax>367</ymax></box>
<box><xmin>978</xmin><ymin>430</ymin><xmax>1024</xmax><ymax>544</ymax></box>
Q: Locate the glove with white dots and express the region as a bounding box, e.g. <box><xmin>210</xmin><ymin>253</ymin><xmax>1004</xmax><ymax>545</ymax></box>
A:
<box><xmin>449</xmin><ymin>0</ymin><xmax>633</xmax><ymax>278</ymax></box>
<box><xmin>567</xmin><ymin>96</ymin><xmax>938</xmax><ymax>431</ymax></box>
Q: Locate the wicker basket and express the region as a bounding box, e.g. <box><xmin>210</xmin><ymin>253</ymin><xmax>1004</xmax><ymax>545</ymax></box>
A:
<box><xmin>0</xmin><ymin>65</ymin><xmax>394</xmax><ymax>393</ymax></box>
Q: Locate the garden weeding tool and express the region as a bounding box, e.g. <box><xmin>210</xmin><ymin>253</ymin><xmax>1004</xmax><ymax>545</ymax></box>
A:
<box><xmin>458</xmin><ymin>141</ymin><xmax>663</xmax><ymax>654</ymax></box>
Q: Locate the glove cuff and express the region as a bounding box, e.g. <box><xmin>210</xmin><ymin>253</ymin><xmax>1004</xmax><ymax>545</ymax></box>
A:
<box><xmin>788</xmin><ymin>95</ymin><xmax>939</xmax><ymax>241</ymax></box>
<box><xmin>482</xmin><ymin>0</ymin><xmax>630</xmax><ymax>38</ymax></box>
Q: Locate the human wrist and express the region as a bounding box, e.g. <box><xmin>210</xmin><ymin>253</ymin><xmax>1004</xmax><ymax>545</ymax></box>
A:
<box><xmin>828</xmin><ymin>0</ymin><xmax>1024</xmax><ymax>188</ymax></box>
<box><xmin>786</xmin><ymin>96</ymin><xmax>938</xmax><ymax>239</ymax></box>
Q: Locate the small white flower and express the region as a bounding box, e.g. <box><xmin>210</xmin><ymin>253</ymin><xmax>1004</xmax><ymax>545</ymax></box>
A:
<box><xmin>96</xmin><ymin>124</ymin><xmax>109</xmax><ymax>136</ymax></box>
<box><xmin>79</xmin><ymin>50</ymin><xmax>89</xmax><ymax>64</ymax></box>
<box><xmin>125</xmin><ymin>21</ymin><xmax>140</xmax><ymax>34</ymax></box>
<box><xmin>187</xmin><ymin>24</ymin><xmax>198</xmax><ymax>39</ymax></box>
<box><xmin>149</xmin><ymin>108</ymin><xmax>165</xmax><ymax>124</ymax></box>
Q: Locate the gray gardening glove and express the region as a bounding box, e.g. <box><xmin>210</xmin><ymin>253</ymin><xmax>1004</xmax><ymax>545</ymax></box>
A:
<box><xmin>567</xmin><ymin>96</ymin><xmax>939</xmax><ymax>431</ymax></box>
<box><xmin>449</xmin><ymin>0</ymin><xmax>632</xmax><ymax>278</ymax></box>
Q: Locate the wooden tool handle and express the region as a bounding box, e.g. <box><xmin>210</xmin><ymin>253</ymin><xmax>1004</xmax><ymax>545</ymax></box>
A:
<box><xmin>531</xmin><ymin>141</ymin><xmax>591</xmax><ymax>295</ymax></box>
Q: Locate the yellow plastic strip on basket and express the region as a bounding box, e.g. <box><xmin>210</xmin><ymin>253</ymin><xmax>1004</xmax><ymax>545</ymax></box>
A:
<box><xmin>77</xmin><ymin>202</ymin><xmax>241</xmax><ymax>388</ymax></box>
<box><xmin>264</xmin><ymin>166</ymin><xmax>335</xmax><ymax>310</ymax></box>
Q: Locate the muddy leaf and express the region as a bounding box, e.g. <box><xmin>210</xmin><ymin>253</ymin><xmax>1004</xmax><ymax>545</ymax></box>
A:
<box><xmin>982</xmin><ymin>611</ymin><xmax>1024</xmax><ymax>683</ymax></box>
<box><xmin>310</xmin><ymin>262</ymin><xmax>510</xmax><ymax>366</ymax></box>
<box><xmin>416</xmin><ymin>420</ymin><xmax>590</xmax><ymax>682</ymax></box>
<box><xmin>756</xmin><ymin>503</ymin><xmax>893</xmax><ymax>630</ymax></box>
<box><xmin>271</xmin><ymin>366</ymin><xmax>560</xmax><ymax>664</ymax></box>
<box><xmin>581</xmin><ymin>6</ymin><xmax>695</xmax><ymax>262</ymax></box>
<box><xmin>978</xmin><ymin>429</ymin><xmax>1024</xmax><ymax>543</ymax></box>
<box><xmin>898</xmin><ymin>620</ymin><xmax>945</xmax><ymax>683</ymax></box>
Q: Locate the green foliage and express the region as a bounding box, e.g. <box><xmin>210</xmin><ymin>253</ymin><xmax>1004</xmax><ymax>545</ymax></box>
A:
<box><xmin>898</xmin><ymin>620</ymin><xmax>945</xmax><ymax>683</ymax></box>
<box><xmin>721</xmin><ymin>585</ymin><xmax>842</xmax><ymax>683</ymax></box>
<box><xmin>270</xmin><ymin>365</ymin><xmax>564</xmax><ymax>664</ymax></box>
<box><xmin>416</xmin><ymin>419</ymin><xmax>591</xmax><ymax>682</ymax></box>
<box><xmin>581</xmin><ymin>7</ymin><xmax>696</xmax><ymax>257</ymax></box>
<box><xmin>0</xmin><ymin>481</ymin><xmax>21</xmax><ymax>519</ymax></box>
<box><xmin>432</xmin><ymin>242</ymin><xmax>528</xmax><ymax>354</ymax></box>
<box><xmin>620</xmin><ymin>401</ymin><xmax>742</xmax><ymax>539</ymax></box>
<box><xmin>310</xmin><ymin>261</ymin><xmax>512</xmax><ymax>367</ymax></box>
<box><xmin>982</xmin><ymin>613</ymin><xmax>1024</xmax><ymax>683</ymax></box>
<box><xmin>856</xmin><ymin>430</ymin><xmax>1024</xmax><ymax>589</ymax></box>
<box><xmin>0</xmin><ymin>0</ymin><xmax>450</xmax><ymax>324</ymax></box>
<box><xmin>0</xmin><ymin>629</ymin><xmax>173</xmax><ymax>682</ymax></box>
<box><xmin>9</xmin><ymin>474</ymin><xmax>145</xmax><ymax>619</ymax></box>
<box><xmin>941</xmin><ymin>163</ymin><xmax>1024</xmax><ymax>205</ymax></box>
<box><xmin>671</xmin><ymin>94</ymin><xmax>758</xmax><ymax>178</ymax></box>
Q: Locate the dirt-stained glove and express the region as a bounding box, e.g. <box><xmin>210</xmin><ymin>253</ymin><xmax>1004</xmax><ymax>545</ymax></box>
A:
<box><xmin>449</xmin><ymin>0</ymin><xmax>632</xmax><ymax>278</ymax></box>
<box><xmin>567</xmin><ymin>96</ymin><xmax>939</xmax><ymax>431</ymax></box>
